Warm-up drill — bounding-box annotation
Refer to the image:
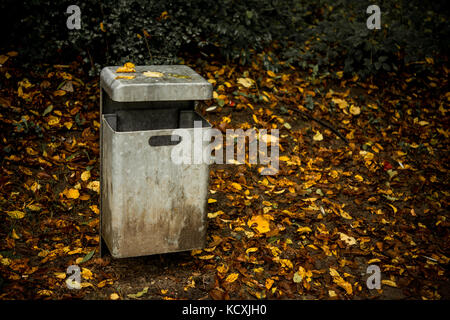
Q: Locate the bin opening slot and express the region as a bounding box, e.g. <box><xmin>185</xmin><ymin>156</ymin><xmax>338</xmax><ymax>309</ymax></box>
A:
<box><xmin>103</xmin><ymin>110</ymin><xmax>209</xmax><ymax>132</ymax></box>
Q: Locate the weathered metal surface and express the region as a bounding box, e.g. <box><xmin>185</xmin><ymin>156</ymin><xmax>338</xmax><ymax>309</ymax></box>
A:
<box><xmin>100</xmin><ymin>112</ymin><xmax>211</xmax><ymax>258</ymax></box>
<box><xmin>100</xmin><ymin>65</ymin><xmax>212</xmax><ymax>102</ymax></box>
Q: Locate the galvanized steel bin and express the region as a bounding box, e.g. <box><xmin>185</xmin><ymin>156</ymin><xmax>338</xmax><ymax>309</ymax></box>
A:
<box><xmin>100</xmin><ymin>65</ymin><xmax>212</xmax><ymax>258</ymax></box>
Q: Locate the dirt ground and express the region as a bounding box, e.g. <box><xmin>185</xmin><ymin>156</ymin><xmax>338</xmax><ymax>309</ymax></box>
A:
<box><xmin>0</xmin><ymin>56</ymin><xmax>449</xmax><ymax>300</ymax></box>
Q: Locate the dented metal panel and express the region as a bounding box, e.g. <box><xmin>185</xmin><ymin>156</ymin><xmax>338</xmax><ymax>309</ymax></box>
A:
<box><xmin>101</xmin><ymin>113</ymin><xmax>210</xmax><ymax>258</ymax></box>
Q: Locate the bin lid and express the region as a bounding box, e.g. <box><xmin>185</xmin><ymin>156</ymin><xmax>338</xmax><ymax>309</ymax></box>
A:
<box><xmin>100</xmin><ymin>65</ymin><xmax>213</xmax><ymax>102</ymax></box>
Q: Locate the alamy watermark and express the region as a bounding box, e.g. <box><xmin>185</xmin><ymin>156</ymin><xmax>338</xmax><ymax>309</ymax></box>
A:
<box><xmin>367</xmin><ymin>5</ymin><xmax>381</xmax><ymax>30</ymax></box>
<box><xmin>169</xmin><ymin>121</ymin><xmax>279</xmax><ymax>175</ymax></box>
<box><xmin>365</xmin><ymin>264</ymin><xmax>381</xmax><ymax>290</ymax></box>
<box><xmin>66</xmin><ymin>5</ymin><xmax>81</xmax><ymax>30</ymax></box>
<box><xmin>66</xmin><ymin>264</ymin><xmax>81</xmax><ymax>289</ymax></box>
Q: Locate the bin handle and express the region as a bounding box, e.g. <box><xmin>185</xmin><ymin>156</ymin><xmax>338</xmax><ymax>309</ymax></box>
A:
<box><xmin>149</xmin><ymin>135</ymin><xmax>182</xmax><ymax>147</ymax></box>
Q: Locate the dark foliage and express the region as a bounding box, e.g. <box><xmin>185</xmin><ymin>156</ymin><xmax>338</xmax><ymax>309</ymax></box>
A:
<box><xmin>1</xmin><ymin>0</ymin><xmax>448</xmax><ymax>77</ymax></box>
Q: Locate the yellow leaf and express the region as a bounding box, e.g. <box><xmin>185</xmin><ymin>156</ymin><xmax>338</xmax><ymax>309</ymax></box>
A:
<box><xmin>81</xmin><ymin>282</ymin><xmax>93</xmax><ymax>288</ymax></box>
<box><xmin>387</xmin><ymin>204</ymin><xmax>397</xmax><ymax>214</ymax></box>
<box><xmin>160</xmin><ymin>11</ymin><xmax>169</xmax><ymax>19</ymax></box>
<box><xmin>247</xmin><ymin>215</ymin><xmax>271</xmax><ymax>233</ymax></box>
<box><xmin>143</xmin><ymin>71</ymin><xmax>164</xmax><ymax>78</ymax></box>
<box><xmin>116</xmin><ymin>62</ymin><xmax>135</xmax><ymax>73</ymax></box>
<box><xmin>68</xmin><ymin>248</ymin><xmax>82</xmax><ymax>255</ymax></box>
<box><xmin>382</xmin><ymin>280</ymin><xmax>397</xmax><ymax>287</ymax></box>
<box><xmin>198</xmin><ymin>254</ymin><xmax>215</xmax><ymax>260</ymax></box>
<box><xmin>128</xmin><ymin>287</ymin><xmax>149</xmax><ymax>299</ymax></box>
<box><xmin>6</xmin><ymin>210</ymin><xmax>25</xmax><ymax>219</ymax></box>
<box><xmin>86</xmin><ymin>181</ymin><xmax>100</xmax><ymax>193</ymax></box>
<box><xmin>225</xmin><ymin>273</ymin><xmax>239</xmax><ymax>283</ymax></box>
<box><xmin>245</xmin><ymin>247</ymin><xmax>258</xmax><ymax>254</ymax></box>
<box><xmin>66</xmin><ymin>188</ymin><xmax>80</xmax><ymax>199</ymax></box>
<box><xmin>265</xmin><ymin>278</ymin><xmax>274</xmax><ymax>290</ymax></box>
<box><xmin>110</xmin><ymin>293</ymin><xmax>120</xmax><ymax>300</ymax></box>
<box><xmin>313</xmin><ymin>131</ymin><xmax>323</xmax><ymax>141</ymax></box>
<box><xmin>237</xmin><ymin>78</ymin><xmax>254</xmax><ymax>88</ymax></box>
<box><xmin>54</xmin><ymin>272</ymin><xmax>66</xmax><ymax>279</ymax></box>
<box><xmin>349</xmin><ymin>105</ymin><xmax>361</xmax><ymax>115</ymax></box>
<box><xmin>48</xmin><ymin>115</ymin><xmax>60</xmax><ymax>126</ymax></box>
<box><xmin>338</xmin><ymin>232</ymin><xmax>357</xmax><ymax>246</ymax></box>
<box><xmin>296</xmin><ymin>226</ymin><xmax>312</xmax><ymax>234</ymax></box>
<box><xmin>81</xmin><ymin>268</ymin><xmax>93</xmax><ymax>280</ymax></box>
<box><xmin>207</xmin><ymin>210</ymin><xmax>223</xmax><ymax>218</ymax></box>
<box><xmin>340</xmin><ymin>209</ymin><xmax>353</xmax><ymax>220</ymax></box>
<box><xmin>336</xmin><ymin>71</ymin><xmax>343</xmax><ymax>79</ymax></box>
<box><xmin>114</xmin><ymin>76</ymin><xmax>136</xmax><ymax>80</ymax></box>
<box><xmin>329</xmin><ymin>268</ymin><xmax>353</xmax><ymax>295</ymax></box>
<box><xmin>64</xmin><ymin>121</ymin><xmax>73</xmax><ymax>130</ymax></box>
<box><xmin>0</xmin><ymin>55</ymin><xmax>9</xmax><ymax>64</ymax></box>
<box><xmin>354</xmin><ymin>174</ymin><xmax>364</xmax><ymax>182</ymax></box>
<box><xmin>217</xmin><ymin>264</ymin><xmax>229</xmax><ymax>274</ymax></box>
<box><xmin>278</xmin><ymin>259</ymin><xmax>293</xmax><ymax>269</ymax></box>
<box><xmin>367</xmin><ymin>258</ymin><xmax>381</xmax><ymax>264</ymax></box>
<box><xmin>90</xmin><ymin>205</ymin><xmax>99</xmax><ymax>214</ymax></box>
<box><xmin>97</xmin><ymin>280</ymin><xmax>108</xmax><ymax>288</ymax></box>
<box><xmin>100</xmin><ymin>22</ymin><xmax>106</xmax><ymax>32</ymax></box>
<box><xmin>332</xmin><ymin>98</ymin><xmax>348</xmax><ymax>109</ymax></box>
<box><xmin>53</xmin><ymin>90</ymin><xmax>66</xmax><ymax>96</ymax></box>
<box><xmin>208</xmin><ymin>198</ymin><xmax>217</xmax><ymax>204</ymax></box>
<box><xmin>37</xmin><ymin>290</ymin><xmax>53</xmax><ymax>296</ymax></box>
<box><xmin>115</xmin><ymin>75</ymin><xmax>135</xmax><ymax>80</ymax></box>
<box><xmin>81</xmin><ymin>170</ymin><xmax>91</xmax><ymax>182</ymax></box>
<box><xmin>11</xmin><ymin>229</ymin><xmax>20</xmax><ymax>239</ymax></box>
<box><xmin>267</xmin><ymin>70</ymin><xmax>276</xmax><ymax>77</ymax></box>
<box><xmin>231</xmin><ymin>182</ymin><xmax>242</xmax><ymax>191</ymax></box>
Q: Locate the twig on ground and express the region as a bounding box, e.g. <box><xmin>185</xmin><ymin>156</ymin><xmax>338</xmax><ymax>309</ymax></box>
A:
<box><xmin>290</xmin><ymin>107</ymin><xmax>349</xmax><ymax>144</ymax></box>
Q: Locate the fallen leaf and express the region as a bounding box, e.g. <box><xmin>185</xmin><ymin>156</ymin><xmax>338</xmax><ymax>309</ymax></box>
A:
<box><xmin>115</xmin><ymin>75</ymin><xmax>135</xmax><ymax>80</ymax></box>
<box><xmin>81</xmin><ymin>170</ymin><xmax>91</xmax><ymax>182</ymax></box>
<box><xmin>66</xmin><ymin>188</ymin><xmax>80</xmax><ymax>199</ymax></box>
<box><xmin>247</xmin><ymin>215</ymin><xmax>271</xmax><ymax>233</ymax></box>
<box><xmin>127</xmin><ymin>287</ymin><xmax>149</xmax><ymax>299</ymax></box>
<box><xmin>338</xmin><ymin>232</ymin><xmax>357</xmax><ymax>246</ymax></box>
<box><xmin>313</xmin><ymin>131</ymin><xmax>323</xmax><ymax>141</ymax></box>
<box><xmin>382</xmin><ymin>280</ymin><xmax>397</xmax><ymax>287</ymax></box>
<box><xmin>349</xmin><ymin>105</ymin><xmax>361</xmax><ymax>115</ymax></box>
<box><xmin>296</xmin><ymin>226</ymin><xmax>312</xmax><ymax>234</ymax></box>
<box><xmin>110</xmin><ymin>293</ymin><xmax>120</xmax><ymax>300</ymax></box>
<box><xmin>143</xmin><ymin>71</ymin><xmax>164</xmax><ymax>78</ymax></box>
<box><xmin>86</xmin><ymin>181</ymin><xmax>100</xmax><ymax>193</ymax></box>
<box><xmin>116</xmin><ymin>62</ymin><xmax>135</xmax><ymax>73</ymax></box>
<box><xmin>225</xmin><ymin>273</ymin><xmax>239</xmax><ymax>283</ymax></box>
<box><xmin>237</xmin><ymin>78</ymin><xmax>254</xmax><ymax>88</ymax></box>
<box><xmin>5</xmin><ymin>210</ymin><xmax>25</xmax><ymax>219</ymax></box>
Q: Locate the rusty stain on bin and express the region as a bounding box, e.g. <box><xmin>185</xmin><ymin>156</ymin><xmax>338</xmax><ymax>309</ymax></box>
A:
<box><xmin>100</xmin><ymin>65</ymin><xmax>212</xmax><ymax>258</ymax></box>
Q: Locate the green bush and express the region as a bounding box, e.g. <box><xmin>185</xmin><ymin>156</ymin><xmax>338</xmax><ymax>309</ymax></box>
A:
<box><xmin>287</xmin><ymin>0</ymin><xmax>450</xmax><ymax>78</ymax></box>
<box><xmin>1</xmin><ymin>0</ymin><xmax>304</xmax><ymax>75</ymax></box>
<box><xmin>1</xmin><ymin>0</ymin><xmax>448</xmax><ymax>78</ymax></box>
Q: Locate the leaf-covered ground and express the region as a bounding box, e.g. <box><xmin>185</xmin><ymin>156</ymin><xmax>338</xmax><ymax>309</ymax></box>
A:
<box><xmin>0</xmin><ymin>51</ymin><xmax>449</xmax><ymax>300</ymax></box>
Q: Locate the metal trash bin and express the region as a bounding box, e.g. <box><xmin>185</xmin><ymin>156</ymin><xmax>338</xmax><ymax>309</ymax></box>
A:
<box><xmin>99</xmin><ymin>65</ymin><xmax>212</xmax><ymax>258</ymax></box>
